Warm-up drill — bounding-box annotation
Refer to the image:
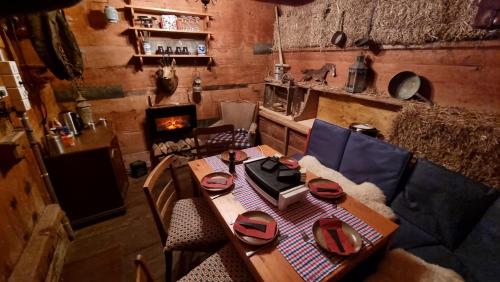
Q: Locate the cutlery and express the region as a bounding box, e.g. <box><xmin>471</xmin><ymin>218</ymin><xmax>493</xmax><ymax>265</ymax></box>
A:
<box><xmin>240</xmin><ymin>221</ymin><xmax>267</xmax><ymax>232</ymax></box>
<box><xmin>300</xmin><ymin>230</ymin><xmax>320</xmax><ymax>250</ymax></box>
<box><xmin>245</xmin><ymin>234</ymin><xmax>288</xmax><ymax>257</ymax></box>
<box><xmin>210</xmin><ymin>190</ymin><xmax>231</xmax><ymax>200</ymax></box>
<box><xmin>327</xmin><ymin>228</ymin><xmax>345</xmax><ymax>252</ymax></box>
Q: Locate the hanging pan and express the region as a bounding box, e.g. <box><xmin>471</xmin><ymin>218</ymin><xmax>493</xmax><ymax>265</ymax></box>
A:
<box><xmin>388</xmin><ymin>71</ymin><xmax>433</xmax><ymax>105</ymax></box>
<box><xmin>331</xmin><ymin>11</ymin><xmax>346</xmax><ymax>47</ymax></box>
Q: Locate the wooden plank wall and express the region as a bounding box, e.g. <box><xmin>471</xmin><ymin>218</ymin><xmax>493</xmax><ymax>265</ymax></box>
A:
<box><xmin>18</xmin><ymin>0</ymin><xmax>276</xmax><ymax>166</ymax></box>
<box><xmin>0</xmin><ymin>34</ymin><xmax>51</xmax><ymax>282</ymax></box>
<box><xmin>281</xmin><ymin>43</ymin><xmax>500</xmax><ymax>135</ymax></box>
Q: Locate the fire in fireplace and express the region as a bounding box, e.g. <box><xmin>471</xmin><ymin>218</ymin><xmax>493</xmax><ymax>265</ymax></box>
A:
<box><xmin>155</xmin><ymin>115</ymin><xmax>191</xmax><ymax>131</ymax></box>
<box><xmin>146</xmin><ymin>104</ymin><xmax>197</xmax><ymax>143</ymax></box>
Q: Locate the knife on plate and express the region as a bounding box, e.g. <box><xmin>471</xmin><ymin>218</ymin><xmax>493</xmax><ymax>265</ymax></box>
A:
<box><xmin>327</xmin><ymin>228</ymin><xmax>345</xmax><ymax>253</ymax></box>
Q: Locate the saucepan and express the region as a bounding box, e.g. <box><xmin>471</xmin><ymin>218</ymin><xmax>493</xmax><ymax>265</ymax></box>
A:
<box><xmin>388</xmin><ymin>71</ymin><xmax>433</xmax><ymax>105</ymax></box>
<box><xmin>331</xmin><ymin>11</ymin><xmax>346</xmax><ymax>48</ymax></box>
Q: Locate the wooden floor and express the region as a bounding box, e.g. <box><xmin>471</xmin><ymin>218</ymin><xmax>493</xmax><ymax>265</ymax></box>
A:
<box><xmin>62</xmin><ymin>175</ymin><xmax>165</xmax><ymax>281</ymax></box>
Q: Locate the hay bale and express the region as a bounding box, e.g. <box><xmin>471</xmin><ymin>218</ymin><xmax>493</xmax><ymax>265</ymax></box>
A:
<box><xmin>389</xmin><ymin>104</ymin><xmax>500</xmax><ymax>188</ymax></box>
<box><xmin>275</xmin><ymin>0</ymin><xmax>498</xmax><ymax>49</ymax></box>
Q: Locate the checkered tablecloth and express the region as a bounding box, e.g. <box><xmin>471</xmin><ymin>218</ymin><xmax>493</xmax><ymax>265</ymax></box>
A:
<box><xmin>205</xmin><ymin>148</ymin><xmax>383</xmax><ymax>282</ymax></box>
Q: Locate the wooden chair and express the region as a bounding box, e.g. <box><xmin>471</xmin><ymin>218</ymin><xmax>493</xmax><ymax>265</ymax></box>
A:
<box><xmin>135</xmin><ymin>254</ymin><xmax>155</xmax><ymax>282</ymax></box>
<box><xmin>143</xmin><ymin>155</ymin><xmax>227</xmax><ymax>282</ymax></box>
<box><xmin>211</xmin><ymin>100</ymin><xmax>259</xmax><ymax>147</ymax></box>
<box><xmin>193</xmin><ymin>124</ymin><xmax>234</xmax><ymax>158</ymax></box>
<box><xmin>135</xmin><ymin>243</ymin><xmax>253</xmax><ymax>282</ymax></box>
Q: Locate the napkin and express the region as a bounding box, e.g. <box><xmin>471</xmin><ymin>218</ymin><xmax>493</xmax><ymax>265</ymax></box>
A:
<box><xmin>319</xmin><ymin>218</ymin><xmax>355</xmax><ymax>254</ymax></box>
<box><xmin>234</xmin><ymin>215</ymin><xmax>277</xmax><ymax>240</ymax></box>
<box><xmin>309</xmin><ymin>181</ymin><xmax>343</xmax><ymax>197</ymax></box>
<box><xmin>201</xmin><ymin>174</ymin><xmax>233</xmax><ymax>190</ymax></box>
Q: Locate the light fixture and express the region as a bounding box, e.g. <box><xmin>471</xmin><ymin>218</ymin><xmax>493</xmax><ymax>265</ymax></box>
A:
<box><xmin>346</xmin><ymin>55</ymin><xmax>368</xmax><ymax>93</ymax></box>
<box><xmin>104</xmin><ymin>5</ymin><xmax>118</xmax><ymax>23</ymax></box>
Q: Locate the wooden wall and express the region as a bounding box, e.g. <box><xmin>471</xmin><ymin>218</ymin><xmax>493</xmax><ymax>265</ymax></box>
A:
<box><xmin>281</xmin><ymin>42</ymin><xmax>500</xmax><ymax>134</ymax></box>
<box><xmin>19</xmin><ymin>0</ymin><xmax>276</xmax><ymax>166</ymax></box>
<box><xmin>0</xmin><ymin>33</ymin><xmax>51</xmax><ymax>282</ymax></box>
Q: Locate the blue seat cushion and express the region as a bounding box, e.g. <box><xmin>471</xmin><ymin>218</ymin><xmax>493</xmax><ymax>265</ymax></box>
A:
<box><xmin>305</xmin><ymin>119</ymin><xmax>350</xmax><ymax>170</ymax></box>
<box><xmin>391</xmin><ymin>159</ymin><xmax>499</xmax><ymax>250</ymax></box>
<box><xmin>338</xmin><ymin>132</ymin><xmax>411</xmax><ymax>202</ymax></box>
<box><xmin>408</xmin><ymin>245</ymin><xmax>469</xmax><ymax>279</ymax></box>
<box><xmin>390</xmin><ymin>214</ymin><xmax>440</xmax><ymax>250</ymax></box>
<box><xmin>455</xmin><ymin>198</ymin><xmax>500</xmax><ymax>282</ymax></box>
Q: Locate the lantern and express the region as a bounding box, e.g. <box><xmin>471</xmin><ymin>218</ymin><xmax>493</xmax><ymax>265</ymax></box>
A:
<box><xmin>346</xmin><ymin>55</ymin><xmax>368</xmax><ymax>93</ymax></box>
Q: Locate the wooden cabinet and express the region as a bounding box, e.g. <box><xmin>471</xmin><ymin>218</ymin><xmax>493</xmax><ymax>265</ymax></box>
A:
<box><xmin>44</xmin><ymin>125</ymin><xmax>128</xmax><ymax>229</ymax></box>
<box><xmin>258</xmin><ymin>108</ymin><xmax>310</xmax><ymax>156</ymax></box>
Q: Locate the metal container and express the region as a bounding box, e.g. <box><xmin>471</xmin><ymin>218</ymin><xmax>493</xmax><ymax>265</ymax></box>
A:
<box><xmin>46</xmin><ymin>133</ymin><xmax>64</xmax><ymax>156</ymax></box>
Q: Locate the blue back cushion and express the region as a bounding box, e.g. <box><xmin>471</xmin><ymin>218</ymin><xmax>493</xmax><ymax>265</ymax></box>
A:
<box><xmin>391</xmin><ymin>159</ymin><xmax>499</xmax><ymax>249</ymax></box>
<box><xmin>338</xmin><ymin>132</ymin><xmax>411</xmax><ymax>202</ymax></box>
<box><xmin>305</xmin><ymin>119</ymin><xmax>351</xmax><ymax>170</ymax></box>
<box><xmin>455</xmin><ymin>198</ymin><xmax>500</xmax><ymax>282</ymax></box>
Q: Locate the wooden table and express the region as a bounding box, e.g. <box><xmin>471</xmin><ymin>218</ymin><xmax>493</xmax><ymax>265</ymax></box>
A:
<box><xmin>188</xmin><ymin>145</ymin><xmax>398</xmax><ymax>281</ymax></box>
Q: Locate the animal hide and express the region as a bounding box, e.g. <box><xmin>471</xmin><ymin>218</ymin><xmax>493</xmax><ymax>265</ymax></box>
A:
<box><xmin>299</xmin><ymin>155</ymin><xmax>396</xmax><ymax>221</ymax></box>
<box><xmin>365</xmin><ymin>249</ymin><xmax>464</xmax><ymax>282</ymax></box>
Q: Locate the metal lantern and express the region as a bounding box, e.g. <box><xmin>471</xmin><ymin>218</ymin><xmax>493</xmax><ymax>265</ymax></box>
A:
<box><xmin>75</xmin><ymin>93</ymin><xmax>94</xmax><ymax>127</ymax></box>
<box><xmin>346</xmin><ymin>55</ymin><xmax>368</xmax><ymax>93</ymax></box>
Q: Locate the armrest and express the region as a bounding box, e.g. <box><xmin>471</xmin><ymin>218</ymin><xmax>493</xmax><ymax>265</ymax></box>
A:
<box><xmin>209</xmin><ymin>120</ymin><xmax>225</xmax><ymax>127</ymax></box>
<box><xmin>248</xmin><ymin>122</ymin><xmax>258</xmax><ymax>146</ymax></box>
<box><xmin>248</xmin><ymin>122</ymin><xmax>258</xmax><ymax>134</ymax></box>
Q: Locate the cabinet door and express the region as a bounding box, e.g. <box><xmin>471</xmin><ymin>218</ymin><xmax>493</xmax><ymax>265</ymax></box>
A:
<box><xmin>258</xmin><ymin>117</ymin><xmax>286</xmax><ymax>154</ymax></box>
<box><xmin>287</xmin><ymin>130</ymin><xmax>307</xmax><ymax>156</ymax></box>
<box><xmin>45</xmin><ymin>149</ymin><xmax>124</xmax><ymax>227</ymax></box>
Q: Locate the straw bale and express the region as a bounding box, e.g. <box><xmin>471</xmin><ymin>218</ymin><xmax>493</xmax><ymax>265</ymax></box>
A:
<box><xmin>389</xmin><ymin>103</ymin><xmax>500</xmax><ymax>188</ymax></box>
<box><xmin>275</xmin><ymin>0</ymin><xmax>498</xmax><ymax>49</ymax></box>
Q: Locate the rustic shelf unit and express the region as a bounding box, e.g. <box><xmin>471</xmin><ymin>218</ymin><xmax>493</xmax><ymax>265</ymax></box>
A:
<box><xmin>125</xmin><ymin>4</ymin><xmax>214</xmax><ymax>68</ymax></box>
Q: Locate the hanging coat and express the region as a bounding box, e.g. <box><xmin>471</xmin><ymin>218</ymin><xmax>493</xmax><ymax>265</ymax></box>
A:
<box><xmin>27</xmin><ymin>10</ymin><xmax>83</xmax><ymax>80</ymax></box>
<box><xmin>0</xmin><ymin>0</ymin><xmax>81</xmax><ymax>16</ymax></box>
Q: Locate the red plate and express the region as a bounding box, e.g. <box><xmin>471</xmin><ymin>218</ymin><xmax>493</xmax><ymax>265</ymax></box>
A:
<box><xmin>308</xmin><ymin>178</ymin><xmax>345</xmax><ymax>199</ymax></box>
<box><xmin>201</xmin><ymin>172</ymin><xmax>234</xmax><ymax>192</ymax></box>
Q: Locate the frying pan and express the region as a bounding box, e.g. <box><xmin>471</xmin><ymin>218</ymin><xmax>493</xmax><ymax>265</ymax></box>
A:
<box><xmin>331</xmin><ymin>11</ymin><xmax>346</xmax><ymax>47</ymax></box>
<box><xmin>388</xmin><ymin>71</ymin><xmax>433</xmax><ymax>105</ymax></box>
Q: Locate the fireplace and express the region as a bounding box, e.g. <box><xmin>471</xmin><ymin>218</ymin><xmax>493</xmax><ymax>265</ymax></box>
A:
<box><xmin>146</xmin><ymin>104</ymin><xmax>197</xmax><ymax>143</ymax></box>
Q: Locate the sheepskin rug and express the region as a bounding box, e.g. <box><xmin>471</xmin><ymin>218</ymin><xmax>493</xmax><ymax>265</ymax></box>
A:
<box><xmin>299</xmin><ymin>155</ymin><xmax>396</xmax><ymax>221</ymax></box>
<box><xmin>365</xmin><ymin>249</ymin><xmax>464</xmax><ymax>282</ymax></box>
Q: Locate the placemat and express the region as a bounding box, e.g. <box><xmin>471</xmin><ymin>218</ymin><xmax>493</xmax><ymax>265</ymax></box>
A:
<box><xmin>205</xmin><ymin>148</ymin><xmax>383</xmax><ymax>282</ymax></box>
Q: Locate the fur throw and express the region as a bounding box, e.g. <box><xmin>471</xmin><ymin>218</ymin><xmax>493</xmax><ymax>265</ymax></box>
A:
<box><xmin>299</xmin><ymin>155</ymin><xmax>396</xmax><ymax>221</ymax></box>
<box><xmin>365</xmin><ymin>249</ymin><xmax>464</xmax><ymax>282</ymax></box>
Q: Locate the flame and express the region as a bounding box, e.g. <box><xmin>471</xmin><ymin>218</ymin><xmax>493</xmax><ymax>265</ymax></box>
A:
<box><xmin>156</xmin><ymin>115</ymin><xmax>190</xmax><ymax>131</ymax></box>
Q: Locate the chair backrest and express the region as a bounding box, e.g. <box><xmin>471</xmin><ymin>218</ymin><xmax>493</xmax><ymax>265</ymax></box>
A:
<box><xmin>143</xmin><ymin>155</ymin><xmax>182</xmax><ymax>246</ymax></box>
<box><xmin>305</xmin><ymin>119</ymin><xmax>351</xmax><ymax>170</ymax></box>
<box><xmin>220</xmin><ymin>100</ymin><xmax>258</xmax><ymax>130</ymax></box>
<box><xmin>135</xmin><ymin>254</ymin><xmax>155</xmax><ymax>282</ymax></box>
<box><xmin>193</xmin><ymin>124</ymin><xmax>234</xmax><ymax>158</ymax></box>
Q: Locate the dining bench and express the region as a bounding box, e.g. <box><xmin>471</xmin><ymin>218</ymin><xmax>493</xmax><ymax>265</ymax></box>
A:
<box><xmin>292</xmin><ymin>119</ymin><xmax>499</xmax><ymax>282</ymax></box>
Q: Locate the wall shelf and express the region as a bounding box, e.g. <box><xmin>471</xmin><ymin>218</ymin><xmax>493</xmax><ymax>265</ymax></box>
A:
<box><xmin>125</xmin><ymin>4</ymin><xmax>214</xmax><ymax>69</ymax></box>
<box><xmin>128</xmin><ymin>27</ymin><xmax>213</xmax><ymax>36</ymax></box>
<box><xmin>125</xmin><ymin>5</ymin><xmax>213</xmax><ymax>19</ymax></box>
<box><xmin>265</xmin><ymin>80</ymin><xmax>406</xmax><ymax>110</ymax></box>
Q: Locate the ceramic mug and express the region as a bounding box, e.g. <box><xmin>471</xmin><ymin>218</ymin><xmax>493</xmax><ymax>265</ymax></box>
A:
<box><xmin>197</xmin><ymin>44</ymin><xmax>206</xmax><ymax>55</ymax></box>
<box><xmin>143</xmin><ymin>42</ymin><xmax>152</xmax><ymax>55</ymax></box>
